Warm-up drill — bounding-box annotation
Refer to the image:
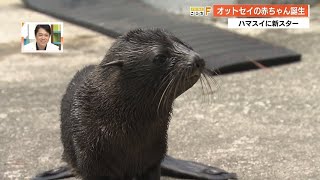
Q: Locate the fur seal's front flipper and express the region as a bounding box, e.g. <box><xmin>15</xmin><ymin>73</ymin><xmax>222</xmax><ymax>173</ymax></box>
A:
<box><xmin>161</xmin><ymin>155</ymin><xmax>237</xmax><ymax>180</ymax></box>
<box><xmin>32</xmin><ymin>166</ymin><xmax>73</xmax><ymax>180</ymax></box>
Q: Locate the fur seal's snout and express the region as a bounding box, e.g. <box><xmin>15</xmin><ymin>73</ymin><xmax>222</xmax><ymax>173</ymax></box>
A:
<box><xmin>187</xmin><ymin>53</ymin><xmax>205</xmax><ymax>78</ymax></box>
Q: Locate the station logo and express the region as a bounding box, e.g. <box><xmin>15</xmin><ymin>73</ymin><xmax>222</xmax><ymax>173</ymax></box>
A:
<box><xmin>190</xmin><ymin>6</ymin><xmax>211</xmax><ymax>16</ymax></box>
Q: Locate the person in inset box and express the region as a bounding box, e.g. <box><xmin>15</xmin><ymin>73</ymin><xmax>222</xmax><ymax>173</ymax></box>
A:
<box><xmin>23</xmin><ymin>24</ymin><xmax>59</xmax><ymax>51</ymax></box>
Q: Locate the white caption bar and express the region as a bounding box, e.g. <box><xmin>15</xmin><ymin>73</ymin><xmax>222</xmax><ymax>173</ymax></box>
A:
<box><xmin>228</xmin><ymin>18</ymin><xmax>309</xmax><ymax>29</ymax></box>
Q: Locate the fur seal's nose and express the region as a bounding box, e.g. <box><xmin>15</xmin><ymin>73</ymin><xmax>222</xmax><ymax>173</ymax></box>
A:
<box><xmin>188</xmin><ymin>54</ymin><xmax>205</xmax><ymax>78</ymax></box>
<box><xmin>189</xmin><ymin>55</ymin><xmax>205</xmax><ymax>70</ymax></box>
<box><xmin>194</xmin><ymin>57</ymin><xmax>205</xmax><ymax>69</ymax></box>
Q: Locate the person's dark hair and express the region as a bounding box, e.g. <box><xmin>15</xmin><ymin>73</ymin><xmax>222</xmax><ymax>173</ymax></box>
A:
<box><xmin>34</xmin><ymin>24</ymin><xmax>51</xmax><ymax>36</ymax></box>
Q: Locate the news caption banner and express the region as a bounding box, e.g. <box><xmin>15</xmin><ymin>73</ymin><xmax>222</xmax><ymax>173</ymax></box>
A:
<box><xmin>190</xmin><ymin>4</ymin><xmax>309</xmax><ymax>29</ymax></box>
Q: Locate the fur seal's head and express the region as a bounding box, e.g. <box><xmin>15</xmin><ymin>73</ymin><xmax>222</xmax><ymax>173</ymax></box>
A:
<box><xmin>100</xmin><ymin>28</ymin><xmax>206</xmax><ymax>110</ymax></box>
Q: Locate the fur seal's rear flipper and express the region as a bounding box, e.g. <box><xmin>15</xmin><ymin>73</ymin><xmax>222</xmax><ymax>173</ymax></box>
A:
<box><xmin>32</xmin><ymin>155</ymin><xmax>236</xmax><ymax>180</ymax></box>
<box><xmin>32</xmin><ymin>166</ymin><xmax>73</xmax><ymax>180</ymax></box>
<box><xmin>161</xmin><ymin>155</ymin><xmax>237</xmax><ymax>180</ymax></box>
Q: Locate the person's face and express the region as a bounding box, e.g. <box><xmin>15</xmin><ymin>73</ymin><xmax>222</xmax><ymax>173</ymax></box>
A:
<box><xmin>35</xmin><ymin>28</ymin><xmax>50</xmax><ymax>47</ymax></box>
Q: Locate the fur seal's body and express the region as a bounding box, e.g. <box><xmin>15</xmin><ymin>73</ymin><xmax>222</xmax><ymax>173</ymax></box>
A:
<box><xmin>33</xmin><ymin>28</ymin><xmax>237</xmax><ymax>180</ymax></box>
<box><xmin>61</xmin><ymin>28</ymin><xmax>203</xmax><ymax>179</ymax></box>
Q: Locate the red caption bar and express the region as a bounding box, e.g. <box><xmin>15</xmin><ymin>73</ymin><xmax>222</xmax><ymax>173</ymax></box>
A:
<box><xmin>213</xmin><ymin>4</ymin><xmax>309</xmax><ymax>17</ymax></box>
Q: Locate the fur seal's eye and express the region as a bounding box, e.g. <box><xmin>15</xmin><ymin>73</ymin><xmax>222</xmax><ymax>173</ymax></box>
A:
<box><xmin>153</xmin><ymin>54</ymin><xmax>167</xmax><ymax>65</ymax></box>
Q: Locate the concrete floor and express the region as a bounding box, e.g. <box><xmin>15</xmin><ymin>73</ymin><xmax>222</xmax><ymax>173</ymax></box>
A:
<box><xmin>0</xmin><ymin>1</ymin><xmax>319</xmax><ymax>179</ymax></box>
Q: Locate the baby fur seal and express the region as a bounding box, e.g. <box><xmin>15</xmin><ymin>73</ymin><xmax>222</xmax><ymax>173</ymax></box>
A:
<box><xmin>33</xmin><ymin>28</ymin><xmax>237</xmax><ymax>180</ymax></box>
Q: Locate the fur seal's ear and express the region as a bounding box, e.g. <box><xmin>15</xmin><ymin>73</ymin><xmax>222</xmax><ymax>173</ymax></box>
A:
<box><xmin>101</xmin><ymin>60</ymin><xmax>124</xmax><ymax>68</ymax></box>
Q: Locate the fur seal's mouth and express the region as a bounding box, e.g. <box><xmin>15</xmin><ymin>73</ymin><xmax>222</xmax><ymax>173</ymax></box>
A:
<box><xmin>189</xmin><ymin>70</ymin><xmax>201</xmax><ymax>81</ymax></box>
<box><xmin>189</xmin><ymin>74</ymin><xmax>201</xmax><ymax>86</ymax></box>
<box><xmin>189</xmin><ymin>74</ymin><xmax>200</xmax><ymax>80</ymax></box>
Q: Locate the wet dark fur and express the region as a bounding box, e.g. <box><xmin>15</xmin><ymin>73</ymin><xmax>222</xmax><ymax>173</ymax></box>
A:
<box><xmin>60</xmin><ymin>28</ymin><xmax>205</xmax><ymax>179</ymax></box>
